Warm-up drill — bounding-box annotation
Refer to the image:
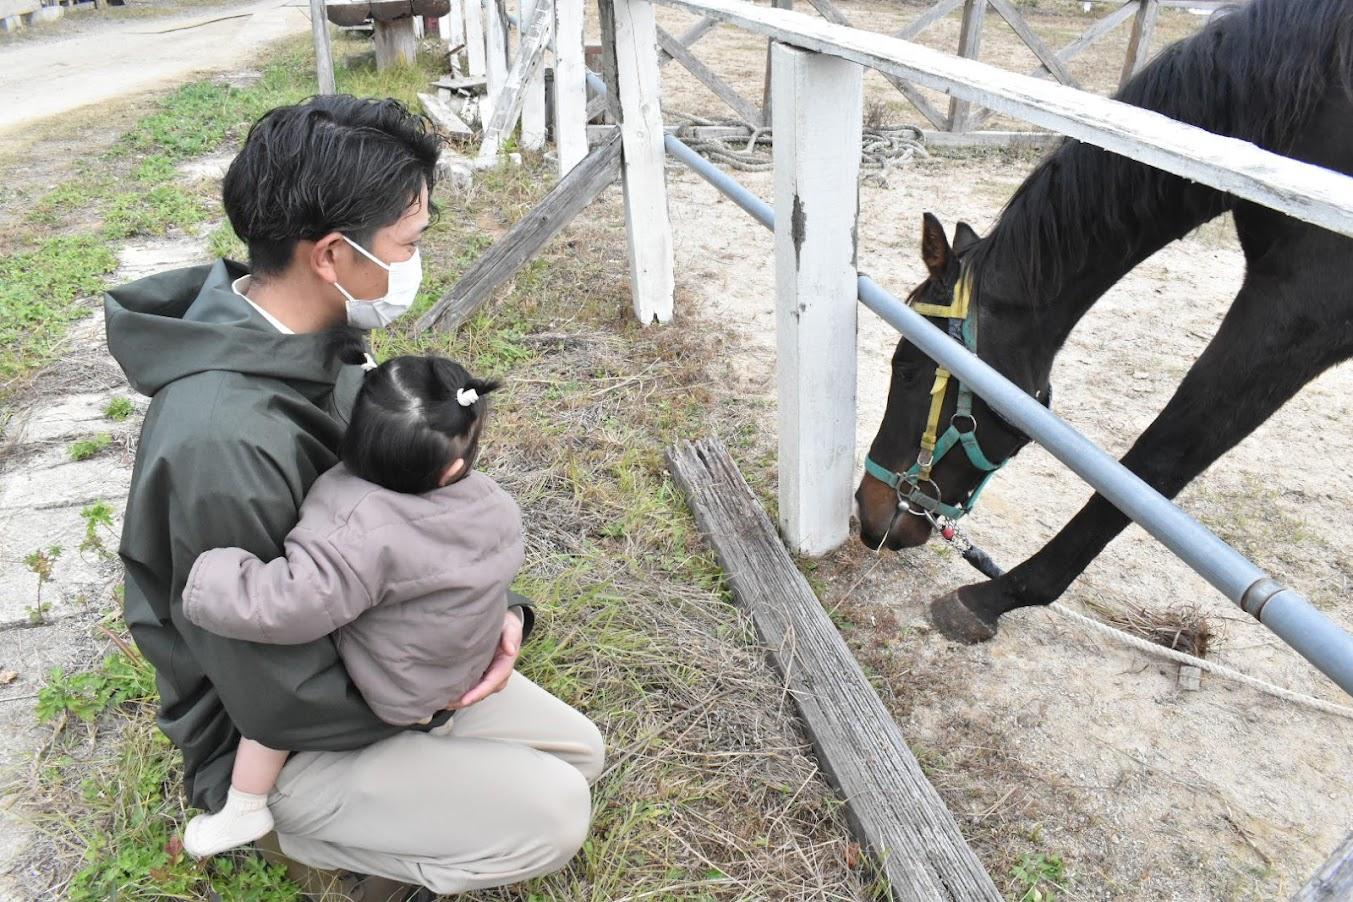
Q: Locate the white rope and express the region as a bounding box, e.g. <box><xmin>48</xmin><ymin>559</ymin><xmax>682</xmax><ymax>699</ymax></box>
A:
<box><xmin>1048</xmin><ymin>602</ymin><xmax>1353</xmax><ymax>721</ymax></box>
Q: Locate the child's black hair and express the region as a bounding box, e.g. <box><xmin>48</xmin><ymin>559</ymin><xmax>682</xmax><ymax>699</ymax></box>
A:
<box><xmin>340</xmin><ymin>349</ymin><xmax>501</xmax><ymax>494</ymax></box>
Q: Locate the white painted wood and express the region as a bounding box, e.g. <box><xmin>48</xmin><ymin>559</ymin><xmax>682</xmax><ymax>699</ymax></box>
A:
<box><xmin>463</xmin><ymin>0</ymin><xmax>488</xmax><ymax>78</ymax></box>
<box><xmin>521</xmin><ymin>0</ymin><xmax>549</xmax><ymax>150</ymax></box>
<box><xmin>478</xmin><ymin>8</ymin><xmax>552</xmax><ymax>161</ymax></box>
<box><xmin>308</xmin><ymin>0</ymin><xmax>336</xmax><ymax>94</ymax></box>
<box><xmin>553</xmin><ymin>0</ymin><xmax>589</xmax><ymax>175</ymax></box>
<box><xmin>442</xmin><ymin>0</ymin><xmax>466</xmax><ymax>76</ymax></box>
<box><xmin>648</xmin><ymin>0</ymin><xmax>1353</xmax><ymax>238</ymax></box>
<box><xmin>602</xmin><ymin>0</ymin><xmax>675</xmax><ymax>324</ymax></box>
<box><xmin>771</xmin><ymin>43</ymin><xmax>860</xmax><ymax>556</ymax></box>
<box><xmin>483</xmin><ymin>0</ymin><xmax>510</xmax><ymax>124</ymax></box>
<box><xmin>414</xmin><ymin>13</ymin><xmax>425</xmax><ymax>37</ymax></box>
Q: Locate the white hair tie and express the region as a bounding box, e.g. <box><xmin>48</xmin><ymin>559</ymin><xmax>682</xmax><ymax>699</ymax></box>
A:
<box><xmin>456</xmin><ymin>388</ymin><xmax>479</xmax><ymax>407</ymax></box>
<box><xmin>361</xmin><ymin>353</ymin><xmax>379</xmax><ymax>372</ymax></box>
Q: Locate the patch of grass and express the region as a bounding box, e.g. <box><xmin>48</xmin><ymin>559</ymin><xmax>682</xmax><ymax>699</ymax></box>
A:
<box><xmin>1012</xmin><ymin>852</ymin><xmax>1068</xmax><ymax>902</ymax></box>
<box><xmin>69</xmin><ymin>433</ymin><xmax>112</xmax><ymax>462</ymax></box>
<box><xmin>206</xmin><ymin>220</ymin><xmax>247</xmax><ymax>262</ymax></box>
<box><xmin>0</xmin><ymin>235</ymin><xmax>118</xmax><ymax>384</ymax></box>
<box><xmin>104</xmin><ymin>397</ymin><xmax>134</xmax><ymax>421</ymax></box>
<box><xmin>102</xmin><ymin>184</ymin><xmax>208</xmax><ymax>239</ymax></box>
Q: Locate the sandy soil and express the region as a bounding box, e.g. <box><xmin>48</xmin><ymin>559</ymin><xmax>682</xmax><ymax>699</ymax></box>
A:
<box><xmin>641</xmin><ymin>1</ymin><xmax>1353</xmax><ymax>897</ymax></box>
<box><xmin>0</xmin><ymin>0</ymin><xmax>309</xmax><ymax>136</ymax></box>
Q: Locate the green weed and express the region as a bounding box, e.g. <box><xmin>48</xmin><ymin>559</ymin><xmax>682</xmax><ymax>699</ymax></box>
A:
<box><xmin>104</xmin><ymin>396</ymin><xmax>134</xmax><ymax>421</ymax></box>
<box><xmin>1012</xmin><ymin>852</ymin><xmax>1068</xmax><ymax>902</ymax></box>
<box><xmin>206</xmin><ymin>220</ymin><xmax>247</xmax><ymax>262</ymax></box>
<box><xmin>36</xmin><ymin>651</ymin><xmax>156</xmax><ymax>724</ymax></box>
<box><xmin>79</xmin><ymin>501</ymin><xmax>117</xmax><ymax>557</ymax></box>
<box><xmin>69</xmin><ymin>433</ymin><xmax>112</xmax><ymax>461</ymax></box>
<box><xmin>23</xmin><ymin>545</ymin><xmax>61</xmax><ymax>625</ymax></box>
<box><xmin>102</xmin><ymin>185</ymin><xmax>207</xmax><ymax>239</ymax></box>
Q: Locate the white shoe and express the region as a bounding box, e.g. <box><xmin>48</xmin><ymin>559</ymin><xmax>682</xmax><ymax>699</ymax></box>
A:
<box><xmin>182</xmin><ymin>787</ymin><xmax>275</xmax><ymax>859</ymax></box>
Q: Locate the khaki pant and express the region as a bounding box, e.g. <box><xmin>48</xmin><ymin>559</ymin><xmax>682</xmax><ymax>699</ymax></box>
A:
<box><xmin>268</xmin><ymin>673</ymin><xmax>604</xmax><ymax>895</ymax></box>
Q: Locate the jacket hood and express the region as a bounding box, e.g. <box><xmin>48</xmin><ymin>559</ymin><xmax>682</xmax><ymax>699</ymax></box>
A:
<box><xmin>105</xmin><ymin>259</ymin><xmax>348</xmax><ymax>396</ymax></box>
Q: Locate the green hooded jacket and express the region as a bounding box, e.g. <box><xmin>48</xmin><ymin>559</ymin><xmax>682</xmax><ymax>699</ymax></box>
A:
<box><xmin>106</xmin><ymin>260</ymin><xmax>405</xmax><ymax>812</ymax></box>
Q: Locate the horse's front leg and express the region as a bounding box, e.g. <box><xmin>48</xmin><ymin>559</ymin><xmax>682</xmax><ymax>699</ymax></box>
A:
<box><xmin>930</xmin><ymin>253</ymin><xmax>1347</xmax><ymax>643</ymax></box>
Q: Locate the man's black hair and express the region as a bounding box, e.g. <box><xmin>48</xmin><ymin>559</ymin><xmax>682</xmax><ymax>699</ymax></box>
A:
<box><xmin>222</xmin><ymin>94</ymin><xmax>442</xmax><ymax>277</ymax></box>
<box><xmin>343</xmin><ymin>355</ymin><xmax>501</xmax><ymax>495</ymax></box>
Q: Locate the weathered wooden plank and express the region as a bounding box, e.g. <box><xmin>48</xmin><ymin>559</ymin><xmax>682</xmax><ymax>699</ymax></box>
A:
<box><xmin>554</xmin><ymin>0</ymin><xmax>589</xmax><ymax>174</ymax></box>
<box><xmin>308</xmin><ymin>0</ymin><xmax>336</xmax><ymax>94</ymax></box>
<box><xmin>419</xmin><ymin>92</ymin><xmax>475</xmax><ymax>136</ymax></box>
<box><xmin>660</xmin><ymin>14</ymin><xmax>718</xmax><ymax>63</ymax></box>
<box><xmin>521</xmin><ymin>0</ymin><xmax>549</xmax><ymax>150</ymax></box>
<box><xmin>1295</xmin><ymin>832</ymin><xmax>1353</xmax><ymax>902</ymax></box>
<box><xmin>479</xmin><ymin>7</ymin><xmax>553</xmax><ymax>160</ymax></box>
<box><xmin>600</xmin><ymin>0</ymin><xmax>676</xmax><ymax>323</ymax></box>
<box><xmin>463</xmin><ymin>0</ymin><xmax>488</xmax><ymax>77</ymax></box>
<box><xmin>656</xmin><ymin>24</ymin><xmax>764</xmax><ymax>126</ymax></box>
<box><xmin>666</xmin><ymin>437</ymin><xmax>1002</xmax><ymax>901</ymax></box>
<box><xmin>483</xmin><ymin>0</ymin><xmax>510</xmax><ymax>122</ymax></box>
<box><xmin>772</xmin><ymin>43</ymin><xmax>859</xmax><ymax>556</ymax></box>
<box><xmin>373</xmin><ymin>17</ymin><xmax>419</xmax><ymax>69</ymax></box>
<box><xmin>1120</xmin><ymin>0</ymin><xmax>1158</xmax><ymax>89</ymax></box>
<box><xmin>647</xmin><ymin>0</ymin><xmax>1353</xmax><ymax>238</ymax></box>
<box><xmin>415</xmin><ymin>132</ymin><xmax>623</xmax><ymax>334</ymax></box>
<box><xmin>433</xmin><ymin>74</ymin><xmax>490</xmax><ymax>92</ymax></box>
<box><xmin>986</xmin><ymin>0</ymin><xmax>1077</xmax><ymax>87</ymax></box>
<box><xmin>948</xmin><ymin>0</ymin><xmax>987</xmax><ymax>132</ymax></box>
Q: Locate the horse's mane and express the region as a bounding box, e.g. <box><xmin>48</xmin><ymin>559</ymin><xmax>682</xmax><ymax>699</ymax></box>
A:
<box><xmin>969</xmin><ymin>0</ymin><xmax>1353</xmax><ymax>299</ymax></box>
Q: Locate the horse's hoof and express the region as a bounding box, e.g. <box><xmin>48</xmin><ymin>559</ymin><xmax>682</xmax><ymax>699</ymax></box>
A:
<box><xmin>929</xmin><ymin>591</ymin><xmax>998</xmax><ymax>644</ymax></box>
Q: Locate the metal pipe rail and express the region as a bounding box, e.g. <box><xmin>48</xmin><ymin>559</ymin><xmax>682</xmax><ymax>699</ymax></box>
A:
<box><xmin>663</xmin><ymin>132</ymin><xmax>1353</xmax><ymax>697</ymax></box>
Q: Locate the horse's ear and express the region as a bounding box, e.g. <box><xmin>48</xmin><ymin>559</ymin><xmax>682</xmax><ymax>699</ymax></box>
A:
<box><xmin>920</xmin><ymin>212</ymin><xmax>950</xmax><ymax>279</ymax></box>
<box><xmin>952</xmin><ymin>221</ymin><xmax>980</xmax><ymax>256</ymax></box>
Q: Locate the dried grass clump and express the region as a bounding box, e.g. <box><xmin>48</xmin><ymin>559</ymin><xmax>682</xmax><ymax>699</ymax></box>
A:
<box><xmin>1085</xmin><ymin>600</ymin><xmax>1214</xmax><ymax>658</ymax></box>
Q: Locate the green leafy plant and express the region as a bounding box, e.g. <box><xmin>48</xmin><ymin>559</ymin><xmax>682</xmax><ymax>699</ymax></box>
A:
<box><xmin>103</xmin><ymin>397</ymin><xmax>134</xmax><ymax>421</ymax></box>
<box><xmin>69</xmin><ymin>433</ymin><xmax>112</xmax><ymax>461</ymax></box>
<box><xmin>36</xmin><ymin>651</ymin><xmax>156</xmax><ymax>724</ymax></box>
<box><xmin>1012</xmin><ymin>852</ymin><xmax>1067</xmax><ymax>902</ymax></box>
<box><xmin>23</xmin><ymin>545</ymin><xmax>61</xmax><ymax>624</ymax></box>
<box><xmin>79</xmin><ymin>501</ymin><xmax>117</xmax><ymax>557</ymax></box>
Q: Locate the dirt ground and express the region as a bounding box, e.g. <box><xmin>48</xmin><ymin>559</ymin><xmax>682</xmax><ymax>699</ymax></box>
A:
<box><xmin>642</xmin><ymin>1</ymin><xmax>1353</xmax><ymax>898</ymax></box>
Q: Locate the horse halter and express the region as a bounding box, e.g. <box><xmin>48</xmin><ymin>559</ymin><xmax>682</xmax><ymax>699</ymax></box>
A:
<box><xmin>865</xmin><ymin>270</ymin><xmax>1044</xmax><ymax>522</ymax></box>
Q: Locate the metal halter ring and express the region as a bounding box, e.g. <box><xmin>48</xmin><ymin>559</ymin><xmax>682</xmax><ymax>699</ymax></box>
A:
<box><xmin>898</xmin><ymin>474</ymin><xmax>942</xmax><ymax>517</ymax></box>
<box><xmin>950</xmin><ymin>412</ymin><xmax>977</xmax><ymax>434</ymax></box>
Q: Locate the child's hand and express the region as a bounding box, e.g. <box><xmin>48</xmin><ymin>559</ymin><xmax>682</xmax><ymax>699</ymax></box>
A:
<box><xmin>447</xmin><ymin>611</ymin><xmax>522</xmax><ymax>710</ymax></box>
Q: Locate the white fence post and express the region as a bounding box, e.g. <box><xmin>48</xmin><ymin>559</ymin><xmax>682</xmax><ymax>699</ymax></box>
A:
<box><xmin>772</xmin><ymin>42</ymin><xmax>861</xmax><ymax>555</ymax></box>
<box><xmin>553</xmin><ymin>0</ymin><xmax>588</xmax><ymax>175</ymax></box>
<box><xmin>441</xmin><ymin>1</ymin><xmax>466</xmax><ymax>73</ymax></box>
<box><xmin>521</xmin><ymin>0</ymin><xmax>549</xmax><ymax>150</ymax></box>
<box><xmin>601</xmin><ymin>0</ymin><xmax>675</xmax><ymax>323</ymax></box>
<box><xmin>464</xmin><ymin>0</ymin><xmax>487</xmax><ymax>78</ymax></box>
<box><xmin>484</xmin><ymin>0</ymin><xmax>510</xmax><ymax>123</ymax></box>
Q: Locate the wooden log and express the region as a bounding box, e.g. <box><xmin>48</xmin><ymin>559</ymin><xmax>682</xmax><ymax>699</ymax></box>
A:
<box><xmin>666</xmin><ymin>437</ymin><xmax>1002</xmax><ymax>901</ymax></box>
<box><xmin>414</xmin><ymin>132</ymin><xmax>623</xmax><ymax>333</ymax></box>
<box><xmin>419</xmin><ymin>92</ymin><xmax>475</xmax><ymax>137</ymax></box>
<box><xmin>554</xmin><ymin>0</ymin><xmax>589</xmax><ymax>174</ymax></box>
<box><xmin>483</xmin><ymin>0</ymin><xmax>510</xmax><ymax>122</ymax></box>
<box><xmin>479</xmin><ymin>7</ymin><xmax>553</xmax><ymax>161</ymax></box>
<box><xmin>599</xmin><ymin>0</ymin><xmax>675</xmax><ymax>324</ymax></box>
<box><xmin>1119</xmin><ymin>0</ymin><xmax>1158</xmax><ymax>89</ymax></box>
<box><xmin>985</xmin><ymin>0</ymin><xmax>1077</xmax><ymax>87</ymax></box>
<box><xmin>309</xmin><ymin>0</ymin><xmax>337</xmax><ymax>94</ymax></box>
<box><xmin>656</xmin><ymin>24</ymin><xmax>763</xmax><ymax>126</ymax></box>
<box><xmin>648</xmin><ymin>0</ymin><xmax>1353</xmax><ymax>238</ymax></box>
<box><xmin>373</xmin><ymin>16</ymin><xmax>419</xmax><ymax>69</ymax></box>
<box><xmin>521</xmin><ymin>0</ymin><xmax>549</xmax><ymax>150</ymax></box>
<box><xmin>463</xmin><ymin>0</ymin><xmax>488</xmax><ymax>76</ymax></box>
<box><xmin>1294</xmin><ymin>832</ymin><xmax>1353</xmax><ymax>902</ymax></box>
<box><xmin>948</xmin><ymin>0</ymin><xmax>987</xmax><ymax>132</ymax></box>
<box><xmin>771</xmin><ymin>42</ymin><xmax>859</xmax><ymax>555</ymax></box>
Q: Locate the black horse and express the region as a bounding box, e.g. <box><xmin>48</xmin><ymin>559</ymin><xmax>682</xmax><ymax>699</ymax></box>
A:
<box><xmin>856</xmin><ymin>0</ymin><xmax>1353</xmax><ymax>643</ymax></box>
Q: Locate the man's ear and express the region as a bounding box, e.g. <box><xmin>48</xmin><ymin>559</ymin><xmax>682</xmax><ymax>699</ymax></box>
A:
<box><xmin>920</xmin><ymin>212</ymin><xmax>951</xmax><ymax>279</ymax></box>
<box><xmin>310</xmin><ymin>233</ymin><xmax>348</xmax><ymax>285</ymax></box>
<box><xmin>438</xmin><ymin>458</ymin><xmax>466</xmax><ymax>487</ymax></box>
<box><xmin>952</xmin><ymin>221</ymin><xmax>981</xmax><ymax>256</ymax></box>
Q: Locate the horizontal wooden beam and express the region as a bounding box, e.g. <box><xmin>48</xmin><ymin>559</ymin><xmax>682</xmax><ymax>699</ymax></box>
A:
<box><xmin>646</xmin><ymin>0</ymin><xmax>1353</xmax><ymax>238</ymax></box>
<box><xmin>667</xmin><ymin>438</ymin><xmax>1000</xmax><ymax>901</ymax></box>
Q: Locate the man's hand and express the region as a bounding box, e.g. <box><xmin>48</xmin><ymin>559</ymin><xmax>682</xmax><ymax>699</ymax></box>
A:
<box><xmin>447</xmin><ymin>610</ymin><xmax>522</xmax><ymax>710</ymax></box>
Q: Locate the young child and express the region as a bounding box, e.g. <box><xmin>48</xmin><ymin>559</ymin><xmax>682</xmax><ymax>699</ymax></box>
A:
<box><xmin>178</xmin><ymin>351</ymin><xmax>522</xmax><ymax>859</ymax></box>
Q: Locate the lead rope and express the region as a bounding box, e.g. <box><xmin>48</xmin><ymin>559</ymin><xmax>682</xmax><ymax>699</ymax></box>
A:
<box><xmin>930</xmin><ymin>514</ymin><xmax>1353</xmax><ymax>720</ymax></box>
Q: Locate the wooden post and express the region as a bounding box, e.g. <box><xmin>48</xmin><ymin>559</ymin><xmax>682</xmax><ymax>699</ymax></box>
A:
<box><xmin>464</xmin><ymin>0</ymin><xmax>488</xmax><ymax>78</ymax></box>
<box><xmin>1120</xmin><ymin>0</ymin><xmax>1158</xmax><ymax>89</ymax></box>
<box><xmin>374</xmin><ymin>18</ymin><xmax>420</xmax><ymax>69</ymax></box>
<box><xmin>441</xmin><ymin>0</ymin><xmax>466</xmax><ymax>72</ymax></box>
<box><xmin>1295</xmin><ymin>831</ymin><xmax>1353</xmax><ymax>902</ymax></box>
<box><xmin>553</xmin><ymin>0</ymin><xmax>589</xmax><ymax>175</ymax></box>
<box><xmin>521</xmin><ymin>0</ymin><xmax>549</xmax><ymax>150</ymax></box>
<box><xmin>598</xmin><ymin>0</ymin><xmax>675</xmax><ymax>324</ymax></box>
<box><xmin>483</xmin><ymin>0</ymin><xmax>510</xmax><ymax>123</ymax></box>
<box><xmin>948</xmin><ymin>0</ymin><xmax>987</xmax><ymax>132</ymax></box>
<box><xmin>479</xmin><ymin>7</ymin><xmax>553</xmax><ymax>161</ymax></box>
<box><xmin>760</xmin><ymin>0</ymin><xmax>792</xmax><ymax>127</ymax></box>
<box><xmin>308</xmin><ymin>0</ymin><xmax>336</xmax><ymax>94</ymax></box>
<box><xmin>771</xmin><ymin>42</ymin><xmax>860</xmax><ymax>555</ymax></box>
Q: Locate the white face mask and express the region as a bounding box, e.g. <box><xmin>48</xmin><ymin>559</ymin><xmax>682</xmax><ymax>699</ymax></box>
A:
<box><xmin>335</xmin><ymin>235</ymin><xmax>423</xmax><ymax>330</ymax></box>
